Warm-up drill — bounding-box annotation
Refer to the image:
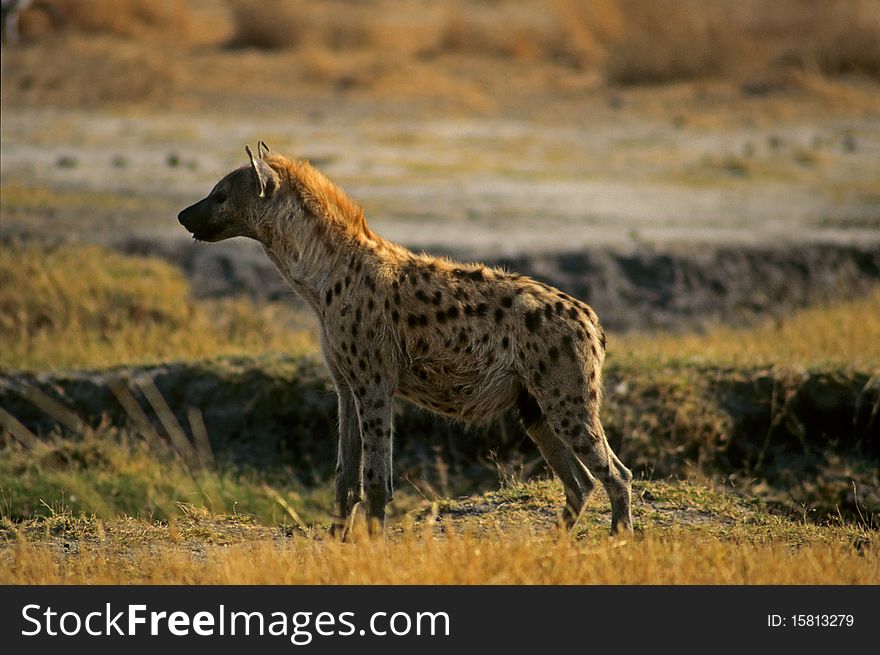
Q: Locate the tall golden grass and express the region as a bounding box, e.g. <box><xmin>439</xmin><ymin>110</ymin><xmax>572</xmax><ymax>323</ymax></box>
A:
<box><xmin>4</xmin><ymin>528</ymin><xmax>877</xmax><ymax>584</ymax></box>
<box><xmin>612</xmin><ymin>288</ymin><xmax>880</xmax><ymax>370</ymax></box>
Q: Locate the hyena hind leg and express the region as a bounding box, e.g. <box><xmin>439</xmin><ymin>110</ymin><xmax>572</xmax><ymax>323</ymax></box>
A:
<box><xmin>517</xmin><ymin>391</ymin><xmax>596</xmax><ymax>529</ymax></box>
<box><xmin>546</xmin><ymin>407</ymin><xmax>633</xmax><ymax>534</ymax></box>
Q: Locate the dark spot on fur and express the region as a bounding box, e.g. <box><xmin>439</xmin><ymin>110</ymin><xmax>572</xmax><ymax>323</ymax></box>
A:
<box><xmin>453</xmin><ymin>267</ymin><xmax>485</xmax><ymax>282</ymax></box>
<box><xmin>524</xmin><ymin>310</ymin><xmax>542</xmax><ymax>333</ymax></box>
<box><xmin>502</xmin><ymin>336</ymin><xmax>510</xmax><ymax>349</ymax></box>
<box><xmin>538</xmin><ymin>360</ymin><xmax>546</xmax><ymax>373</ymax></box>
<box><xmin>501</xmin><ymin>296</ymin><xmax>513</xmax><ymax>308</ymax></box>
<box><xmin>544</xmin><ymin>304</ymin><xmax>553</xmax><ymax>319</ymax></box>
<box><xmin>432</xmin><ymin>291</ymin><xmax>443</xmax><ymax>305</ymax></box>
<box><xmin>415</xmin><ymin>289</ymin><xmax>429</xmax><ymax>303</ymax></box>
<box><xmin>561</xmin><ymin>335</ymin><xmax>575</xmax><ymax>355</ymax></box>
<box><xmin>555</xmin><ymin>301</ymin><xmax>564</xmax><ymax>315</ymax></box>
<box><xmin>548</xmin><ymin>346</ymin><xmax>559</xmax><ymax>362</ymax></box>
<box><xmin>335</xmin><ymin>281</ymin><xmax>342</xmax><ymax>294</ymax></box>
<box><xmin>419</xmin><ymin>314</ymin><xmax>429</xmax><ymax>326</ymax></box>
<box><xmin>368</xmin><ymin>298</ymin><xmax>375</xmax><ymax>310</ymax></box>
<box><xmin>568</xmin><ymin>307</ymin><xmax>578</xmax><ymax>320</ymax></box>
<box><xmin>476</xmin><ymin>302</ymin><xmax>488</xmax><ymax>316</ymax></box>
<box><xmin>325</xmin><ymin>289</ymin><xmax>333</xmax><ymax>305</ymax></box>
<box><xmin>436</xmin><ymin>309</ymin><xmax>447</xmax><ymax>323</ymax></box>
<box><xmin>393</xmin><ymin>292</ymin><xmax>401</xmax><ymax>306</ymax></box>
<box><xmin>391</xmin><ymin>310</ymin><xmax>400</xmax><ymax>323</ymax></box>
<box><xmin>447</xmin><ymin>306</ymin><xmax>459</xmax><ymax>320</ymax></box>
<box><xmin>494</xmin><ymin>308</ymin><xmax>504</xmax><ymax>322</ymax></box>
<box><xmin>407</xmin><ymin>314</ymin><xmax>418</xmax><ymax>328</ymax></box>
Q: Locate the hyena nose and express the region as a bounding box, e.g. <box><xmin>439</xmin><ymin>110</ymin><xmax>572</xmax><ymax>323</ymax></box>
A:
<box><xmin>178</xmin><ymin>206</ymin><xmax>196</xmax><ymax>230</ymax></box>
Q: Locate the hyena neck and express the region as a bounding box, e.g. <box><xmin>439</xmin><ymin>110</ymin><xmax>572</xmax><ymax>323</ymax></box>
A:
<box><xmin>258</xmin><ymin>201</ymin><xmax>392</xmax><ymax>314</ymax></box>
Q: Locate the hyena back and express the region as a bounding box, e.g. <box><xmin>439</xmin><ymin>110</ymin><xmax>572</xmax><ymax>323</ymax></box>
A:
<box><xmin>178</xmin><ymin>143</ymin><xmax>633</xmax><ymax>535</ymax></box>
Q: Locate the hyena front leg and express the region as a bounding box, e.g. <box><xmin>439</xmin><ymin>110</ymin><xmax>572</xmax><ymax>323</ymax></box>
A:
<box><xmin>332</xmin><ymin>384</ymin><xmax>363</xmax><ymax>537</ymax></box>
<box><xmin>353</xmin><ymin>386</ymin><xmax>394</xmax><ymax>534</ymax></box>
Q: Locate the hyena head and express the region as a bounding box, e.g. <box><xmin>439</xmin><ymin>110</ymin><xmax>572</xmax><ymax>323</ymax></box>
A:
<box><xmin>178</xmin><ymin>141</ymin><xmax>281</xmax><ymax>242</ymax></box>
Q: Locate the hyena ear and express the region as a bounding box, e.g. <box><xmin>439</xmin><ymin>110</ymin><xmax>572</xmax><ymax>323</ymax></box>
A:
<box><xmin>257</xmin><ymin>140</ymin><xmax>270</xmax><ymax>158</ymax></box>
<box><xmin>245</xmin><ymin>144</ymin><xmax>278</xmax><ymax>198</ymax></box>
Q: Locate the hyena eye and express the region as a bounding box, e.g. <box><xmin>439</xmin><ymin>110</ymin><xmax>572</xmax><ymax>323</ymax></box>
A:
<box><xmin>215</xmin><ymin>190</ymin><xmax>227</xmax><ymax>204</ymax></box>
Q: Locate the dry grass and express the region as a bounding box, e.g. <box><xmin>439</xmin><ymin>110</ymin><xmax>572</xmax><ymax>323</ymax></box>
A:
<box><xmin>612</xmin><ymin>288</ymin><xmax>880</xmax><ymax>371</ymax></box>
<box><xmin>221</xmin><ymin>0</ymin><xmax>880</xmax><ymax>84</ymax></box>
<box><xmin>607</xmin><ymin>0</ymin><xmax>880</xmax><ymax>85</ymax></box>
<box><xmin>15</xmin><ymin>0</ymin><xmax>191</xmax><ymax>40</ymax></box>
<box><xmin>0</xmin><ymin>244</ymin><xmax>316</xmax><ymax>372</ymax></box>
<box><xmin>3</xmin><ymin>535</ymin><xmax>875</xmax><ymax>584</ymax></box>
<box><xmin>2</xmin><ymin>490</ymin><xmax>876</xmax><ymax>584</ymax></box>
<box><xmin>4</xmin><ymin>244</ymin><xmax>877</xmax><ymax>373</ymax></box>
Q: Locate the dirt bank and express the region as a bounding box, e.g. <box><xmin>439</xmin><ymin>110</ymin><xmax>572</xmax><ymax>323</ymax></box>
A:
<box><xmin>115</xmin><ymin>236</ymin><xmax>880</xmax><ymax>331</ymax></box>
<box><xmin>2</xmin><ymin>357</ymin><xmax>876</xmax><ymax>522</ymax></box>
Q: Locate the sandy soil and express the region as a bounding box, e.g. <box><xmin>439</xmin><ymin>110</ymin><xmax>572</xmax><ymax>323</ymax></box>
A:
<box><xmin>2</xmin><ymin>103</ymin><xmax>879</xmax><ymax>254</ymax></box>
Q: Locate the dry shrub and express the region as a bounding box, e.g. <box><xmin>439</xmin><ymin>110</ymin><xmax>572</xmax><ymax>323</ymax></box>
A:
<box><xmin>606</xmin><ymin>0</ymin><xmax>880</xmax><ymax>85</ymax></box>
<box><xmin>606</xmin><ymin>0</ymin><xmax>746</xmax><ymax>84</ymax></box>
<box><xmin>1</xmin><ymin>34</ymin><xmax>178</xmax><ymax>107</ymax></box>
<box><xmin>226</xmin><ymin>0</ymin><xmax>304</xmax><ymax>50</ymax></box>
<box><xmin>779</xmin><ymin>0</ymin><xmax>880</xmax><ymax>78</ymax></box>
<box><xmin>436</xmin><ymin>0</ymin><xmax>623</xmax><ymax>66</ymax></box>
<box><xmin>14</xmin><ymin>0</ymin><xmax>191</xmax><ymax>40</ymax></box>
<box><xmin>226</xmin><ymin>0</ymin><xmax>385</xmax><ymax>52</ymax></box>
<box><xmin>439</xmin><ymin>4</ymin><xmax>556</xmax><ymax>59</ymax></box>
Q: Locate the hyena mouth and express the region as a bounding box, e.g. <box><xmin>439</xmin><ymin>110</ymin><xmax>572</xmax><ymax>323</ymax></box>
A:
<box><xmin>189</xmin><ymin>227</ymin><xmax>223</xmax><ymax>242</ymax></box>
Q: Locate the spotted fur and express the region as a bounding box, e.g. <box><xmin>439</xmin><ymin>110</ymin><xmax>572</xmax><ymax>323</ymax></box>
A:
<box><xmin>178</xmin><ymin>145</ymin><xmax>633</xmax><ymax>535</ymax></box>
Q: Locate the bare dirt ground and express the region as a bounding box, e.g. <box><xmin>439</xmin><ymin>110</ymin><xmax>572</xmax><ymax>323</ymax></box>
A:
<box><xmin>3</xmin><ymin>99</ymin><xmax>879</xmax><ymax>253</ymax></box>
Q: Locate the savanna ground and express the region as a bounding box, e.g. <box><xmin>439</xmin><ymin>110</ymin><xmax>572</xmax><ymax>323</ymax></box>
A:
<box><xmin>1</xmin><ymin>0</ymin><xmax>879</xmax><ymax>584</ymax></box>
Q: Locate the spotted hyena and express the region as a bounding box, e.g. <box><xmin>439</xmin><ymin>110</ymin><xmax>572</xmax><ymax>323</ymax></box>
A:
<box><xmin>178</xmin><ymin>142</ymin><xmax>633</xmax><ymax>535</ymax></box>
